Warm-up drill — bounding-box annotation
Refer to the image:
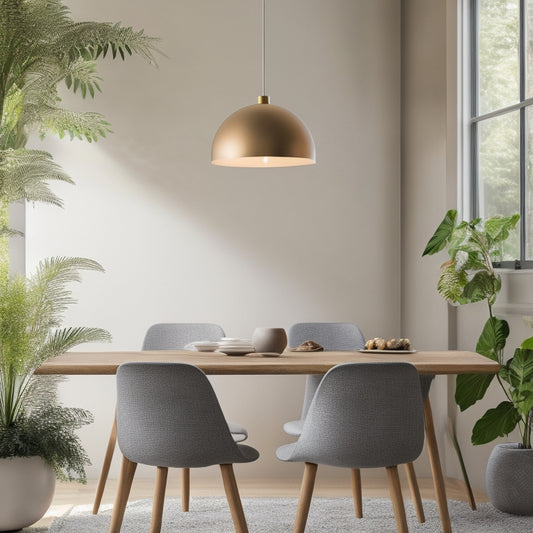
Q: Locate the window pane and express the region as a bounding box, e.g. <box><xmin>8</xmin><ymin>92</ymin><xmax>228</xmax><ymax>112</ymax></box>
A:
<box><xmin>527</xmin><ymin>0</ymin><xmax>533</xmax><ymax>98</ymax></box>
<box><xmin>478</xmin><ymin>111</ymin><xmax>520</xmax><ymax>260</ymax></box>
<box><xmin>527</xmin><ymin>107</ymin><xmax>533</xmax><ymax>259</ymax></box>
<box><xmin>478</xmin><ymin>0</ymin><xmax>520</xmax><ymax>115</ymax></box>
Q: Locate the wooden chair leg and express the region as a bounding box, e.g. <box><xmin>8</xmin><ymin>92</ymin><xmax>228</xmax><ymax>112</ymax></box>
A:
<box><xmin>350</xmin><ymin>468</ymin><xmax>363</xmax><ymax>518</ymax></box>
<box><xmin>220</xmin><ymin>463</ymin><xmax>249</xmax><ymax>533</ymax></box>
<box><xmin>404</xmin><ymin>462</ymin><xmax>425</xmax><ymax>523</ymax></box>
<box><xmin>150</xmin><ymin>467</ymin><xmax>168</xmax><ymax>533</ymax></box>
<box><xmin>181</xmin><ymin>467</ymin><xmax>190</xmax><ymax>512</ymax></box>
<box><xmin>386</xmin><ymin>465</ymin><xmax>409</xmax><ymax>533</ymax></box>
<box><xmin>294</xmin><ymin>462</ymin><xmax>318</xmax><ymax>533</ymax></box>
<box><xmin>108</xmin><ymin>456</ymin><xmax>137</xmax><ymax>533</ymax></box>
<box><xmin>93</xmin><ymin>411</ymin><xmax>117</xmax><ymax>514</ymax></box>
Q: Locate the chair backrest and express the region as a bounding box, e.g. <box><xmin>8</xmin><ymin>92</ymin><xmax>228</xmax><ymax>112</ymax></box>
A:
<box><xmin>116</xmin><ymin>362</ymin><xmax>252</xmax><ymax>468</ymax></box>
<box><xmin>142</xmin><ymin>323</ymin><xmax>225</xmax><ymax>350</ymax></box>
<box><xmin>290</xmin><ymin>362</ymin><xmax>425</xmax><ymax>469</ymax></box>
<box><xmin>289</xmin><ymin>322</ymin><xmax>366</xmax><ymax>419</ymax></box>
<box><xmin>288</xmin><ymin>322</ymin><xmax>365</xmax><ymax>351</ymax></box>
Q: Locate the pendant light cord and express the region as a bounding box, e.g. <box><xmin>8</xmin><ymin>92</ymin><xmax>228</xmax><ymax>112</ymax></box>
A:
<box><xmin>262</xmin><ymin>0</ymin><xmax>266</xmax><ymax>96</ymax></box>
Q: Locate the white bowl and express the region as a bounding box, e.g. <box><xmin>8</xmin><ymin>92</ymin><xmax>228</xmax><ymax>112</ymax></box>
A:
<box><xmin>192</xmin><ymin>342</ymin><xmax>219</xmax><ymax>352</ymax></box>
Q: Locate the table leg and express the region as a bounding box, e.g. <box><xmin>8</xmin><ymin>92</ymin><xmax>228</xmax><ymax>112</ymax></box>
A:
<box><xmin>424</xmin><ymin>396</ymin><xmax>452</xmax><ymax>533</ymax></box>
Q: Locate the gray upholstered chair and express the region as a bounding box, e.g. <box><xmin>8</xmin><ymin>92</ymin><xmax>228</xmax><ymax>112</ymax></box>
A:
<box><xmin>277</xmin><ymin>362</ymin><xmax>425</xmax><ymax>533</ymax></box>
<box><xmin>284</xmin><ymin>322</ymin><xmax>366</xmax><ymax>436</ymax></box>
<box><xmin>93</xmin><ymin>323</ymin><xmax>248</xmax><ymax>515</ymax></box>
<box><xmin>284</xmin><ymin>322</ymin><xmax>431</xmax><ymax>523</ymax></box>
<box><xmin>109</xmin><ymin>362</ymin><xmax>259</xmax><ymax>533</ymax></box>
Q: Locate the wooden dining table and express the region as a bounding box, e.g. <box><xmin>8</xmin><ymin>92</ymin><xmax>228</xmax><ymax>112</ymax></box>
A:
<box><xmin>37</xmin><ymin>349</ymin><xmax>499</xmax><ymax>533</ymax></box>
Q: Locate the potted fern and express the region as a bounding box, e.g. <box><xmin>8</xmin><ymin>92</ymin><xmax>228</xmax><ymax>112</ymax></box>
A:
<box><xmin>0</xmin><ymin>0</ymin><xmax>158</xmax><ymax>529</ymax></box>
<box><xmin>0</xmin><ymin>258</ymin><xmax>111</xmax><ymax>531</ymax></box>
<box><xmin>423</xmin><ymin>210</ymin><xmax>533</xmax><ymax>514</ymax></box>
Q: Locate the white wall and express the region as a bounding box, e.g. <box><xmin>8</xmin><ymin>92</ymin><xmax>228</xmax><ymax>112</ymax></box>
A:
<box><xmin>26</xmin><ymin>0</ymin><xmax>402</xmax><ymax>480</ymax></box>
<box><xmin>401</xmin><ymin>0</ymin><xmax>457</xmax><ymax>477</ymax></box>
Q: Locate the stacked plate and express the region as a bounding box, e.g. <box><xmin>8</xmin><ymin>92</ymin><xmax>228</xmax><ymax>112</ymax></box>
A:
<box><xmin>217</xmin><ymin>337</ymin><xmax>255</xmax><ymax>356</ymax></box>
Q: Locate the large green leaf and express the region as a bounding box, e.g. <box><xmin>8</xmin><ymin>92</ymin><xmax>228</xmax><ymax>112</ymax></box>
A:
<box><xmin>471</xmin><ymin>401</ymin><xmax>520</xmax><ymax>445</ymax></box>
<box><xmin>506</xmin><ymin>349</ymin><xmax>533</xmax><ymax>417</ymax></box>
<box><xmin>446</xmin><ymin>221</ymin><xmax>468</xmax><ymax>260</ymax></box>
<box><xmin>490</xmin><ymin>275</ymin><xmax>502</xmax><ymax>305</ymax></box>
<box><xmin>455</xmin><ymin>373</ymin><xmax>495</xmax><ymax>411</ymax></box>
<box><xmin>462</xmin><ymin>271</ymin><xmax>501</xmax><ymax>305</ymax></box>
<box><xmin>476</xmin><ymin>317</ymin><xmax>509</xmax><ymax>361</ymax></box>
<box><xmin>506</xmin><ymin>348</ymin><xmax>533</xmax><ymax>387</ymax></box>
<box><xmin>422</xmin><ymin>210</ymin><xmax>457</xmax><ymax>256</ymax></box>
<box><xmin>512</xmin><ymin>382</ymin><xmax>533</xmax><ymax>419</ymax></box>
<box><xmin>437</xmin><ymin>264</ymin><xmax>468</xmax><ymax>303</ymax></box>
<box><xmin>484</xmin><ymin>214</ymin><xmax>520</xmax><ymax>245</ymax></box>
<box><xmin>521</xmin><ymin>336</ymin><xmax>533</xmax><ymax>349</ymax></box>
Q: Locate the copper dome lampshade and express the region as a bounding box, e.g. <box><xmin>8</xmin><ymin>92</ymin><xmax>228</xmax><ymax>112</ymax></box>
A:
<box><xmin>212</xmin><ymin>95</ymin><xmax>315</xmax><ymax>167</ymax></box>
<box><xmin>211</xmin><ymin>1</ymin><xmax>316</xmax><ymax>168</ymax></box>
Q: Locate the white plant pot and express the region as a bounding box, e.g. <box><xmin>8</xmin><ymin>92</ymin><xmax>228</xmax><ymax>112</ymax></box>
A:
<box><xmin>0</xmin><ymin>456</ymin><xmax>56</xmax><ymax>531</ymax></box>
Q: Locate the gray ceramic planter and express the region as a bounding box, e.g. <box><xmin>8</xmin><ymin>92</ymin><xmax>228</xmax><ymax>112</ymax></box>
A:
<box><xmin>486</xmin><ymin>443</ymin><xmax>533</xmax><ymax>515</ymax></box>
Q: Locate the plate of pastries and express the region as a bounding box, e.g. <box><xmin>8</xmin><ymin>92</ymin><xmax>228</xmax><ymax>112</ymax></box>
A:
<box><xmin>360</xmin><ymin>337</ymin><xmax>416</xmax><ymax>353</ymax></box>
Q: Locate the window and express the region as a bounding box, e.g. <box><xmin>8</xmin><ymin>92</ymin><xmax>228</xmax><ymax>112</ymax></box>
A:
<box><xmin>468</xmin><ymin>0</ymin><xmax>533</xmax><ymax>268</ymax></box>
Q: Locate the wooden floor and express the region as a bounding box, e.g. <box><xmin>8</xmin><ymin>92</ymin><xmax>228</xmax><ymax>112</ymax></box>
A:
<box><xmin>34</xmin><ymin>474</ymin><xmax>487</xmax><ymax>528</ymax></box>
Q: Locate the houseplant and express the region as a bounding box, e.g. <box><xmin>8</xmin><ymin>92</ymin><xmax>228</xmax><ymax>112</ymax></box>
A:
<box><xmin>423</xmin><ymin>209</ymin><xmax>533</xmax><ymax>514</ymax></box>
<box><xmin>0</xmin><ymin>0</ymin><xmax>158</xmax><ymax>529</ymax></box>
<box><xmin>0</xmin><ymin>0</ymin><xmax>158</xmax><ymax>225</ymax></box>
<box><xmin>0</xmin><ymin>257</ymin><xmax>111</xmax><ymax>530</ymax></box>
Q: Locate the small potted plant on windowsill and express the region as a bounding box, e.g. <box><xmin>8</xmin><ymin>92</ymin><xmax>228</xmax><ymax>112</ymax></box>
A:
<box><xmin>423</xmin><ymin>209</ymin><xmax>533</xmax><ymax>514</ymax></box>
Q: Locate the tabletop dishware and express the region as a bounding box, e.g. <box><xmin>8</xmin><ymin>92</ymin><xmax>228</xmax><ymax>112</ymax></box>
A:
<box><xmin>252</xmin><ymin>327</ymin><xmax>287</xmax><ymax>354</ymax></box>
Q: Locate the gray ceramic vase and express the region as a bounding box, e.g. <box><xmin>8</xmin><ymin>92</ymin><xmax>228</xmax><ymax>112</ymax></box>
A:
<box><xmin>252</xmin><ymin>327</ymin><xmax>288</xmax><ymax>354</ymax></box>
<box><xmin>486</xmin><ymin>443</ymin><xmax>533</xmax><ymax>515</ymax></box>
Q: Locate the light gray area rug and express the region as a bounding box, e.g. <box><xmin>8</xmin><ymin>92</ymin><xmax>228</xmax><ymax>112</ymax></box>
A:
<box><xmin>50</xmin><ymin>497</ymin><xmax>533</xmax><ymax>533</ymax></box>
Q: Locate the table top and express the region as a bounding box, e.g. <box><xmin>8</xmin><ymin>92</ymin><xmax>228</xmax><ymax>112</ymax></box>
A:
<box><xmin>35</xmin><ymin>349</ymin><xmax>500</xmax><ymax>376</ymax></box>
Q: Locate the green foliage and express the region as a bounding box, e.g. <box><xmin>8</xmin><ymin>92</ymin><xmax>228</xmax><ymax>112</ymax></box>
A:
<box><xmin>0</xmin><ymin>383</ymin><xmax>94</xmax><ymax>482</ymax></box>
<box><xmin>0</xmin><ymin>0</ymin><xmax>154</xmax><ymax>482</ymax></box>
<box><xmin>0</xmin><ymin>0</ymin><xmax>159</xmax><ymax>235</ymax></box>
<box><xmin>501</xmin><ymin>348</ymin><xmax>533</xmax><ymax>423</ymax></box>
<box><xmin>423</xmin><ymin>209</ymin><xmax>519</xmax><ymax>307</ymax></box>
<box><xmin>0</xmin><ymin>257</ymin><xmax>111</xmax><ymax>481</ymax></box>
<box><xmin>521</xmin><ymin>336</ymin><xmax>533</xmax><ymax>350</ymax></box>
<box><xmin>476</xmin><ymin>316</ymin><xmax>509</xmax><ymax>362</ymax></box>
<box><xmin>0</xmin><ymin>0</ymin><xmax>159</xmax><ymax>150</ymax></box>
<box><xmin>456</xmin><ymin>372</ymin><xmax>495</xmax><ymax>412</ymax></box>
<box><xmin>422</xmin><ymin>209</ymin><xmax>457</xmax><ymax>256</ymax></box>
<box><xmin>0</xmin><ymin>148</ymin><xmax>73</xmax><ymax>207</ymax></box>
<box><xmin>423</xmin><ymin>210</ymin><xmax>533</xmax><ymax>448</ymax></box>
<box><xmin>472</xmin><ymin>401</ymin><xmax>521</xmax><ymax>445</ymax></box>
<box><xmin>436</xmin><ymin>263</ymin><xmax>468</xmax><ymax>304</ymax></box>
<box><xmin>473</xmin><ymin>349</ymin><xmax>533</xmax><ymax>447</ymax></box>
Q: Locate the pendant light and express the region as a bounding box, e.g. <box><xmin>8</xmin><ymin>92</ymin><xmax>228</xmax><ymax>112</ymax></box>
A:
<box><xmin>211</xmin><ymin>0</ymin><xmax>315</xmax><ymax>167</ymax></box>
